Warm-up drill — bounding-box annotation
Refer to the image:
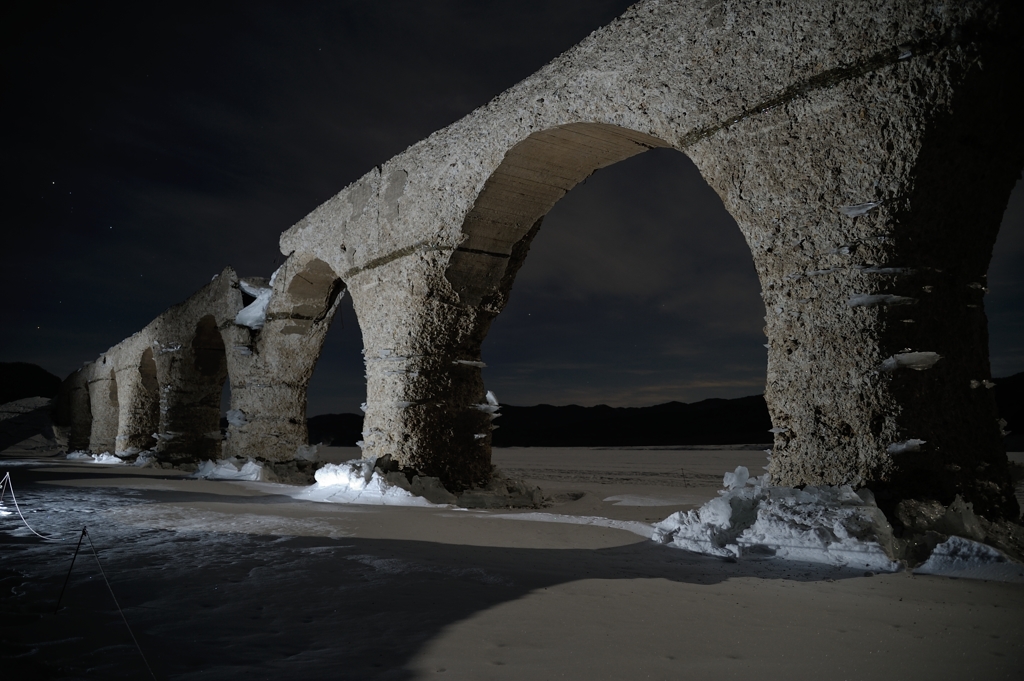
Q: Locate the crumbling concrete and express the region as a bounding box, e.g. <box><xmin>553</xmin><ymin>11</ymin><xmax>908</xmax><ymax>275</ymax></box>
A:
<box><xmin>220</xmin><ymin>255</ymin><xmax>346</xmax><ymax>463</ymax></box>
<box><xmin>55</xmin><ymin>0</ymin><xmax>1023</xmax><ymax>520</ymax></box>
<box><xmin>56</xmin><ymin>268</ymin><xmax>245</xmax><ymax>461</ymax></box>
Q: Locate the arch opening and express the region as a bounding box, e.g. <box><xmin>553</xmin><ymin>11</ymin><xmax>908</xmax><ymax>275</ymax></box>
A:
<box><xmin>221</xmin><ymin>256</ymin><xmax>349</xmax><ymax>464</ymax></box>
<box><xmin>446</xmin><ymin>123</ymin><xmax>670</xmax><ymax>310</ymax></box>
<box><xmin>52</xmin><ymin>369</ymin><xmax>92</xmax><ymax>452</ymax></box>
<box><xmin>367</xmin><ymin>122</ymin><xmax>768</xmax><ymax>488</ymax></box>
<box><xmin>278</xmin><ymin>258</ymin><xmax>346</xmax><ymax>336</ymax></box>
<box><xmin>304</xmin><ymin>291</ymin><xmax>366</xmax><ymax>448</ymax></box>
<box><xmin>87</xmin><ymin>364</ymin><xmax>119</xmax><ymax>454</ymax></box>
<box><xmin>116</xmin><ymin>346</ymin><xmax>160</xmax><ymax>454</ymax></box>
<box><xmin>161</xmin><ymin>314</ymin><xmax>229</xmax><ymax>462</ymax></box>
<box><xmin>193</xmin><ymin>314</ymin><xmax>227</xmax><ymax>376</ymax></box>
<box><xmin>275</xmin><ymin>257</ymin><xmax>352</xmax><ymax>449</ymax></box>
<box><xmin>479</xmin><ymin>146</ymin><xmax>767</xmax><ymax>428</ymax></box>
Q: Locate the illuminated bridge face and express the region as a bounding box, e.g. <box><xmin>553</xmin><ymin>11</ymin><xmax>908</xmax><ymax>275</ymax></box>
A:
<box><xmin>54</xmin><ymin>0</ymin><xmax>1023</xmax><ymax>519</ymax></box>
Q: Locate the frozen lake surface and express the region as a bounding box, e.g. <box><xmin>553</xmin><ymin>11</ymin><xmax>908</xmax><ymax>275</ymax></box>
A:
<box><xmin>2</xmin><ymin>438</ymin><xmax>1023</xmax><ymax>679</ymax></box>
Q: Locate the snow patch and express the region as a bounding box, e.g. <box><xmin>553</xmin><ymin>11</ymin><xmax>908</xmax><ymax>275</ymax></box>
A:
<box><xmin>66</xmin><ymin>451</ymin><xmax>123</xmax><ymax>465</ymax></box>
<box><xmin>293</xmin><ymin>458</ymin><xmax>453</xmax><ymax>507</ymax></box>
<box><xmin>603</xmin><ymin>494</ymin><xmax>706</xmax><ymax>507</ymax></box>
<box><xmin>192</xmin><ymin>458</ymin><xmax>265</xmax><ymax>481</ymax></box>
<box><xmin>484</xmin><ymin>511</ymin><xmax>654</xmax><ymax>538</ymax></box>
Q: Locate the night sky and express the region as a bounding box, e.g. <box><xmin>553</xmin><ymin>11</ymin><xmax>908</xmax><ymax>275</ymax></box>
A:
<box><xmin>3</xmin><ymin>2</ymin><xmax>1022</xmax><ymax>416</ymax></box>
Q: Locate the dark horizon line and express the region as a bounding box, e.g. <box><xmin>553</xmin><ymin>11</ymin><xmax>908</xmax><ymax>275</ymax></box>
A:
<box><xmin>308</xmin><ymin>372</ymin><xmax>1024</xmax><ymax>417</ymax></box>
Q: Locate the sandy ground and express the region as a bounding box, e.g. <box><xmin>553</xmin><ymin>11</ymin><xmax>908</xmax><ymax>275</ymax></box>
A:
<box><xmin>1</xmin><ymin>437</ymin><xmax>1023</xmax><ymax>680</ymax></box>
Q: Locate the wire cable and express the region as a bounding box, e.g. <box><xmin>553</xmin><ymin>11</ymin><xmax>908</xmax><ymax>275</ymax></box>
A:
<box><xmin>0</xmin><ymin>471</ymin><xmax>61</xmax><ymax>540</ymax></box>
<box><xmin>83</xmin><ymin>527</ymin><xmax>159</xmax><ymax>681</ymax></box>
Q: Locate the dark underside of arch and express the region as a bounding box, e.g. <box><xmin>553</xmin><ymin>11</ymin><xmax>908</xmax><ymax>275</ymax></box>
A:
<box><xmin>446</xmin><ymin>123</ymin><xmax>669</xmax><ymax>308</ymax></box>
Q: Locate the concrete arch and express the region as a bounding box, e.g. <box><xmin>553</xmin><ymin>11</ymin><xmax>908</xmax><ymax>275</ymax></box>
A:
<box><xmin>56</xmin><ymin>1</ymin><xmax>1023</xmax><ymax>519</ymax></box>
<box><xmin>109</xmin><ymin>333</ymin><xmax>161</xmax><ymax>456</ymax></box>
<box><xmin>279</xmin><ymin>0</ymin><xmax>1023</xmax><ymax>515</ymax></box>
<box><xmin>147</xmin><ymin>271</ymin><xmax>240</xmax><ymax>463</ymax></box>
<box><xmin>54</xmin><ymin>267</ymin><xmax>244</xmax><ymax>462</ymax></box>
<box><xmin>445</xmin><ymin>123</ymin><xmax>669</xmax><ymax>309</ymax></box>
<box><xmin>87</xmin><ymin>363</ymin><xmax>119</xmax><ymax>454</ymax></box>
<box><xmin>222</xmin><ymin>255</ymin><xmax>346</xmax><ymax>462</ymax></box>
<box><xmin>52</xmin><ymin>366</ymin><xmax>91</xmax><ymax>451</ymax></box>
<box><xmin>53</xmin><ymin>258</ymin><xmax>349</xmax><ymax>467</ymax></box>
<box><xmin>154</xmin><ymin>313</ymin><xmax>230</xmax><ymax>462</ymax></box>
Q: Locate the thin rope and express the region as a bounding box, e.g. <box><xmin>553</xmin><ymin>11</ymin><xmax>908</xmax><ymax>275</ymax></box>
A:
<box><xmin>0</xmin><ymin>472</ymin><xmax>61</xmax><ymax>540</ymax></box>
<box><xmin>55</xmin><ymin>527</ymin><xmax>87</xmax><ymax>614</ymax></box>
<box><xmin>84</xmin><ymin>528</ymin><xmax>159</xmax><ymax>681</ymax></box>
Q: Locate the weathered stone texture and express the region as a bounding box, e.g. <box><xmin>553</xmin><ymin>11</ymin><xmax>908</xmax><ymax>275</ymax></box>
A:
<box><xmin>221</xmin><ymin>255</ymin><xmax>345</xmax><ymax>462</ymax></box>
<box><xmin>57</xmin><ymin>0</ymin><xmax>1022</xmax><ymax>516</ymax></box>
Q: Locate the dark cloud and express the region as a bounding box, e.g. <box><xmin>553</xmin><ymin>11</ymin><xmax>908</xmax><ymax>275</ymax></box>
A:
<box><xmin>2</xmin><ymin>1</ymin><xmax>1021</xmax><ymax>416</ymax></box>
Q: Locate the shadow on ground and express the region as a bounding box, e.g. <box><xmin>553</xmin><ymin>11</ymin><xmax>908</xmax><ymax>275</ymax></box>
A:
<box><xmin>0</xmin><ymin>460</ymin><xmax>867</xmax><ymax>680</ymax></box>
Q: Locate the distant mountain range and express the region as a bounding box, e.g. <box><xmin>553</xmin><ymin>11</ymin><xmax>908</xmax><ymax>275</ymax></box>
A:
<box><xmin>0</xmin><ymin>362</ymin><xmax>61</xmax><ymax>405</ymax></box>
<box><xmin>308</xmin><ymin>372</ymin><xmax>1024</xmax><ymax>449</ymax></box>
<box><xmin>3</xmin><ymin>362</ymin><xmax>1020</xmax><ymax>450</ymax></box>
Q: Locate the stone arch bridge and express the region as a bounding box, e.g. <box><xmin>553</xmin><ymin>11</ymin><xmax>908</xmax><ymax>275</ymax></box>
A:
<box><xmin>53</xmin><ymin>0</ymin><xmax>1023</xmax><ymax>520</ymax></box>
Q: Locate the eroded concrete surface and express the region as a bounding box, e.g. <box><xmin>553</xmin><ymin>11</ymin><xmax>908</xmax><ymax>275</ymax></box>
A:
<box><xmin>53</xmin><ymin>1</ymin><xmax>1023</xmax><ymax>526</ymax></box>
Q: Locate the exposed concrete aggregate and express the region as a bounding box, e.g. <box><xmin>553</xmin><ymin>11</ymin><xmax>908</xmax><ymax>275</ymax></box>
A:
<box><xmin>53</xmin><ymin>1</ymin><xmax>1022</xmax><ymax>518</ymax></box>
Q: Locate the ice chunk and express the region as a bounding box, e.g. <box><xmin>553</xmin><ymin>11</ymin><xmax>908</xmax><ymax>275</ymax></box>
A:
<box><xmin>225</xmin><ymin>409</ymin><xmax>247</xmax><ymax>427</ymax></box>
<box><xmin>840</xmin><ymin>202</ymin><xmax>880</xmax><ymax>217</ymax></box>
<box><xmin>295</xmin><ymin>458</ymin><xmax>449</xmax><ymax>507</ymax></box>
<box><xmin>234</xmin><ymin>267</ymin><xmax>280</xmax><ymax>330</ymax></box>
<box><xmin>235</xmin><ymin>288</ymin><xmax>272</xmax><ymax>330</ymax></box>
<box><xmin>887</xmin><ymin>439</ymin><xmax>926</xmax><ymax>454</ymax></box>
<box><xmin>847</xmin><ymin>294</ymin><xmax>917</xmax><ymax>307</ymax></box>
<box><xmin>914</xmin><ymin>537</ymin><xmax>1024</xmax><ymax>583</ymax></box>
<box><xmin>654</xmin><ymin>468</ymin><xmax>899</xmax><ymax>570</ymax></box>
<box><xmin>66</xmin><ymin>451</ymin><xmax>122</xmax><ymax>465</ymax></box>
<box><xmin>879</xmin><ymin>351</ymin><xmax>941</xmax><ymax>372</ymax></box>
<box><xmin>192</xmin><ymin>458</ymin><xmax>265</xmax><ymax>481</ymax></box>
<box><xmin>768</xmin><ymin>427</ymin><xmax>789</xmax><ymax>434</ymax></box>
<box><xmin>859</xmin><ymin>266</ymin><xmax>911</xmax><ymax>275</ymax></box>
<box><xmin>738</xmin><ymin>486</ymin><xmax>898</xmax><ymax>570</ymax></box>
<box><xmin>92</xmin><ymin>453</ymin><xmax>122</xmax><ymax>464</ymax></box>
<box><xmin>314</xmin><ymin>459</ymin><xmax>375</xmax><ymax>489</ymax></box>
<box><xmin>722</xmin><ymin>466</ymin><xmax>750</xmax><ymax>490</ymax></box>
<box><xmin>453</xmin><ymin>360</ymin><xmax>487</xmax><ymax>368</ymax></box>
<box><xmin>134</xmin><ymin>451</ymin><xmax>157</xmax><ymax>467</ymax></box>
